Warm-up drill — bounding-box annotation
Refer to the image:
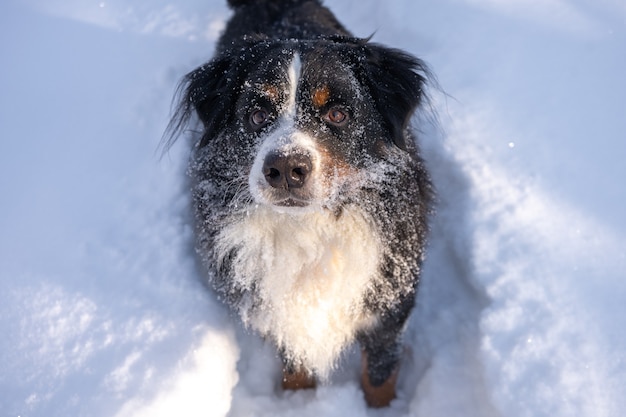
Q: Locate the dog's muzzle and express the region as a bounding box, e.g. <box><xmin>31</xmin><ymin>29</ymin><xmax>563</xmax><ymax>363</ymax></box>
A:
<box><xmin>260</xmin><ymin>150</ymin><xmax>314</xmax><ymax>207</ymax></box>
<box><xmin>248</xmin><ymin>128</ymin><xmax>324</xmax><ymax>209</ymax></box>
<box><xmin>263</xmin><ymin>151</ymin><xmax>312</xmax><ymax>190</ymax></box>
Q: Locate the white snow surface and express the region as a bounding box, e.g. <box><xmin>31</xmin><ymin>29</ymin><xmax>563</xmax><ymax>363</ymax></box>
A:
<box><xmin>1</xmin><ymin>0</ymin><xmax>625</xmax><ymax>416</ymax></box>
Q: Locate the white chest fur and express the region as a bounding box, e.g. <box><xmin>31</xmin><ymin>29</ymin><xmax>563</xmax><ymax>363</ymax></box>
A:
<box><xmin>215</xmin><ymin>206</ymin><xmax>381</xmax><ymax>378</ymax></box>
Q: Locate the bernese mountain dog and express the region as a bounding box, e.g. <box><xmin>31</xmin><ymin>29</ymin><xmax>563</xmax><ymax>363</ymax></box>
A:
<box><xmin>167</xmin><ymin>0</ymin><xmax>433</xmax><ymax>408</ymax></box>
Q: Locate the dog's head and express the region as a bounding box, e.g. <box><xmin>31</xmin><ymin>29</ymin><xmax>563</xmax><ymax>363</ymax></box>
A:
<box><xmin>169</xmin><ymin>37</ymin><xmax>429</xmax><ymax>211</ymax></box>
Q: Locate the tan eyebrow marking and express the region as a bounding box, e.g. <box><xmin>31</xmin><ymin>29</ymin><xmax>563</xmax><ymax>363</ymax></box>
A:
<box><xmin>260</xmin><ymin>84</ymin><xmax>281</xmax><ymax>102</ymax></box>
<box><xmin>312</xmin><ymin>85</ymin><xmax>331</xmax><ymax>108</ymax></box>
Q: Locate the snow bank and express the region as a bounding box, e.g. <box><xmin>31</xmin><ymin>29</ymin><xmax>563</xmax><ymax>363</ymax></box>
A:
<box><xmin>438</xmin><ymin>107</ymin><xmax>626</xmax><ymax>417</ymax></box>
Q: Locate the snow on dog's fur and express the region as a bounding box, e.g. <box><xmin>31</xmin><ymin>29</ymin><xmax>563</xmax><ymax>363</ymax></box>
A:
<box><xmin>167</xmin><ymin>0</ymin><xmax>434</xmax><ymax>407</ymax></box>
<box><xmin>216</xmin><ymin>205</ymin><xmax>380</xmax><ymax>380</ymax></box>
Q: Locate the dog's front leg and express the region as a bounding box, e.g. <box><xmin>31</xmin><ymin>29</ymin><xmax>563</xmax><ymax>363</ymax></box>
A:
<box><xmin>281</xmin><ymin>358</ymin><xmax>316</xmax><ymax>391</ymax></box>
<box><xmin>282</xmin><ymin>367</ymin><xmax>316</xmax><ymax>390</ymax></box>
<box><xmin>358</xmin><ymin>322</ymin><xmax>406</xmax><ymax>407</ymax></box>
<box><xmin>360</xmin><ymin>348</ymin><xmax>399</xmax><ymax>408</ymax></box>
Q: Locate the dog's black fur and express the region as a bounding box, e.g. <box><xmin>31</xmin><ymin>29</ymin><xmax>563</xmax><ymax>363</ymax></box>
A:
<box><xmin>168</xmin><ymin>0</ymin><xmax>433</xmax><ymax>404</ymax></box>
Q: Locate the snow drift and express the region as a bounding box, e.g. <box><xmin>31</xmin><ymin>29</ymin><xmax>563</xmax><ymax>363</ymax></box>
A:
<box><xmin>1</xmin><ymin>0</ymin><xmax>625</xmax><ymax>416</ymax></box>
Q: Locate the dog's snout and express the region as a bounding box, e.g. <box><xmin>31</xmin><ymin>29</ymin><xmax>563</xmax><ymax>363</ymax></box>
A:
<box><xmin>263</xmin><ymin>152</ymin><xmax>312</xmax><ymax>189</ymax></box>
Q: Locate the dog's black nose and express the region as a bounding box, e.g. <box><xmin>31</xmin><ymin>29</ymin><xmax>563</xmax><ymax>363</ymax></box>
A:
<box><xmin>263</xmin><ymin>151</ymin><xmax>312</xmax><ymax>189</ymax></box>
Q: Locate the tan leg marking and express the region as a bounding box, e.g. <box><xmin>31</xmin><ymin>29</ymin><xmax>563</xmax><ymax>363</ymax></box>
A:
<box><xmin>360</xmin><ymin>350</ymin><xmax>399</xmax><ymax>408</ymax></box>
<box><xmin>282</xmin><ymin>367</ymin><xmax>317</xmax><ymax>391</ymax></box>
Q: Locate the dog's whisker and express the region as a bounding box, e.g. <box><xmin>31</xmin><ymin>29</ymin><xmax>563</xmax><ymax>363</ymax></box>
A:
<box><xmin>224</xmin><ymin>176</ymin><xmax>252</xmax><ymax>209</ymax></box>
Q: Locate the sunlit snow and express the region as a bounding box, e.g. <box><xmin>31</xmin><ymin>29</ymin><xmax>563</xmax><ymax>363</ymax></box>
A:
<box><xmin>1</xmin><ymin>0</ymin><xmax>625</xmax><ymax>416</ymax></box>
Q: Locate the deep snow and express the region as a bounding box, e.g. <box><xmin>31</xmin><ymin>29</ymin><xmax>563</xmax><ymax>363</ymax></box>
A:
<box><xmin>1</xmin><ymin>0</ymin><xmax>625</xmax><ymax>416</ymax></box>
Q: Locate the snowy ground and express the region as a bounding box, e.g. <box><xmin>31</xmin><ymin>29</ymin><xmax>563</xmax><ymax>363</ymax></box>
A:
<box><xmin>1</xmin><ymin>1</ymin><xmax>625</xmax><ymax>416</ymax></box>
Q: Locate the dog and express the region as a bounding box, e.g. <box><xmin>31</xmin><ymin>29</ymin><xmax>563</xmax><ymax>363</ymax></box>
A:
<box><xmin>167</xmin><ymin>0</ymin><xmax>433</xmax><ymax>408</ymax></box>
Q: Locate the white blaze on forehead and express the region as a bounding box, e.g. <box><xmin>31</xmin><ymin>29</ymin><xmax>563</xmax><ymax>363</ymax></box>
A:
<box><xmin>285</xmin><ymin>52</ymin><xmax>302</xmax><ymax>118</ymax></box>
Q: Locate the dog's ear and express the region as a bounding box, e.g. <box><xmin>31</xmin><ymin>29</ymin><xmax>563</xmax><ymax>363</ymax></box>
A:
<box><xmin>362</xmin><ymin>44</ymin><xmax>428</xmax><ymax>151</ymax></box>
<box><xmin>165</xmin><ymin>54</ymin><xmax>239</xmax><ymax>149</ymax></box>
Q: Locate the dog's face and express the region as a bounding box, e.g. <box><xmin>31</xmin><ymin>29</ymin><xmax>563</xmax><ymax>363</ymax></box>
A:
<box><xmin>177</xmin><ymin>39</ymin><xmax>427</xmax><ymax>212</ymax></box>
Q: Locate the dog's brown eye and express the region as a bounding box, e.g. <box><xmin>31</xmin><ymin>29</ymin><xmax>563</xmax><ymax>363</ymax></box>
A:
<box><xmin>325</xmin><ymin>108</ymin><xmax>348</xmax><ymax>125</ymax></box>
<box><xmin>250</xmin><ymin>108</ymin><xmax>269</xmax><ymax>128</ymax></box>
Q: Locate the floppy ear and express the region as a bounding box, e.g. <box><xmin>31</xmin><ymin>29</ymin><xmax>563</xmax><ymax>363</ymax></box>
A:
<box><xmin>362</xmin><ymin>44</ymin><xmax>428</xmax><ymax>151</ymax></box>
<box><xmin>165</xmin><ymin>54</ymin><xmax>240</xmax><ymax>149</ymax></box>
